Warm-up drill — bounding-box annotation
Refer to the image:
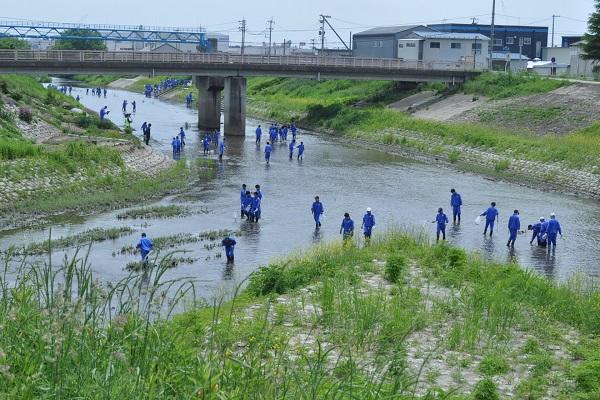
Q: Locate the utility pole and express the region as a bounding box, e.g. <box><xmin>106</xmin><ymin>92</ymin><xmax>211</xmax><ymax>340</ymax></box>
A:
<box><xmin>551</xmin><ymin>14</ymin><xmax>560</xmax><ymax>47</ymax></box>
<box><xmin>283</xmin><ymin>39</ymin><xmax>286</xmax><ymax>55</ymax></box>
<box><xmin>319</xmin><ymin>15</ymin><xmax>329</xmax><ymax>55</ymax></box>
<box><xmin>239</xmin><ymin>19</ymin><xmax>246</xmax><ymax>55</ymax></box>
<box><xmin>320</xmin><ymin>14</ymin><xmax>351</xmax><ymax>51</ymax></box>
<box><xmin>489</xmin><ymin>0</ymin><xmax>496</xmax><ymax>70</ymax></box>
<box><xmin>310</xmin><ymin>38</ymin><xmax>316</xmax><ymax>52</ymax></box>
<box><xmin>267</xmin><ymin>18</ymin><xmax>274</xmax><ymax>57</ymax></box>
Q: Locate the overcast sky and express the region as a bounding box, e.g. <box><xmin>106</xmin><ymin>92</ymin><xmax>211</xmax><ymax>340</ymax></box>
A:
<box><xmin>2</xmin><ymin>0</ymin><xmax>593</xmax><ymax>47</ymax></box>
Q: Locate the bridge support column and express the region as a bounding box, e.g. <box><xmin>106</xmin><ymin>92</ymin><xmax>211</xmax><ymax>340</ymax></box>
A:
<box><xmin>223</xmin><ymin>77</ymin><xmax>246</xmax><ymax>136</ymax></box>
<box><xmin>195</xmin><ymin>76</ymin><xmax>224</xmax><ymax>131</ymax></box>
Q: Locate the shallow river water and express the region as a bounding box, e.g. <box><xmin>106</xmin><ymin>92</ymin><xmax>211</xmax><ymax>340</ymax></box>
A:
<box><xmin>2</xmin><ymin>82</ymin><xmax>599</xmax><ymax>297</ymax></box>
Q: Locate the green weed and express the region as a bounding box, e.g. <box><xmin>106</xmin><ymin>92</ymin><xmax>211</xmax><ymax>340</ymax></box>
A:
<box><xmin>384</xmin><ymin>254</ymin><xmax>407</xmax><ymax>283</ymax></box>
<box><xmin>117</xmin><ymin>205</ymin><xmax>191</xmax><ymax>220</ymax></box>
<box><xmin>478</xmin><ymin>353</ymin><xmax>510</xmax><ymax>376</ymax></box>
<box><xmin>472</xmin><ymin>377</ymin><xmax>500</xmax><ymax>400</ymax></box>
<box><xmin>448</xmin><ymin>149</ymin><xmax>461</xmax><ymax>163</ymax></box>
<box><xmin>494</xmin><ymin>159</ymin><xmax>510</xmax><ymax>172</ymax></box>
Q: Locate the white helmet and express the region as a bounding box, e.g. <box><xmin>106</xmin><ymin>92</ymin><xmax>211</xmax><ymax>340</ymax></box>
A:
<box><xmin>550</xmin><ymin>212</ymin><xmax>556</xmax><ymax>217</ymax></box>
<box><xmin>366</xmin><ymin>207</ymin><xmax>372</xmax><ymax>212</ymax></box>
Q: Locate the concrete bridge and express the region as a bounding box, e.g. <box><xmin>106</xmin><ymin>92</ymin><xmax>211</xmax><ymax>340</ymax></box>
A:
<box><xmin>0</xmin><ymin>50</ymin><xmax>481</xmax><ymax>135</ymax></box>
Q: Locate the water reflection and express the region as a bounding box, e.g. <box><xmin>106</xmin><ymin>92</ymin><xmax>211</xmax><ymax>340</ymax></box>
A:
<box><xmin>312</xmin><ymin>228</ymin><xmax>324</xmax><ymax>244</ymax></box>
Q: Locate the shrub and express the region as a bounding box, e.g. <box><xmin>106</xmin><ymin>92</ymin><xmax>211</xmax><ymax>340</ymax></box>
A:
<box><xmin>0</xmin><ymin>80</ymin><xmax>8</xmax><ymax>93</ymax></box>
<box><xmin>18</xmin><ymin>107</ymin><xmax>33</xmax><ymax>123</ymax></box>
<box><xmin>574</xmin><ymin>359</ymin><xmax>600</xmax><ymax>392</ymax></box>
<box><xmin>45</xmin><ymin>90</ymin><xmax>60</xmax><ymax>106</ymax></box>
<box><xmin>494</xmin><ymin>159</ymin><xmax>510</xmax><ymax>172</ymax></box>
<box><xmin>305</xmin><ymin>103</ymin><xmax>343</xmax><ymax>122</ymax></box>
<box><xmin>472</xmin><ymin>377</ymin><xmax>500</xmax><ymax>400</ymax></box>
<box><xmin>384</xmin><ymin>254</ymin><xmax>407</xmax><ymax>283</ymax></box>
<box><xmin>246</xmin><ymin>264</ymin><xmax>290</xmax><ymax>296</ymax></box>
<box><xmin>10</xmin><ymin>91</ymin><xmax>22</xmax><ymax>101</ymax></box>
<box><xmin>75</xmin><ymin>113</ymin><xmax>94</xmax><ymax>128</ymax></box>
<box><xmin>479</xmin><ymin>354</ymin><xmax>510</xmax><ymax>376</ymax></box>
<box><xmin>0</xmin><ymin>105</ymin><xmax>14</xmax><ymax>123</ymax></box>
<box><xmin>97</xmin><ymin>119</ymin><xmax>114</xmax><ymax>130</ymax></box>
<box><xmin>448</xmin><ymin>150</ymin><xmax>460</xmax><ymax>163</ymax></box>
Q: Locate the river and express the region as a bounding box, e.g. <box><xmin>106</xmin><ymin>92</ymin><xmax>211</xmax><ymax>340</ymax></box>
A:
<box><xmin>2</xmin><ymin>82</ymin><xmax>598</xmax><ymax>297</ymax></box>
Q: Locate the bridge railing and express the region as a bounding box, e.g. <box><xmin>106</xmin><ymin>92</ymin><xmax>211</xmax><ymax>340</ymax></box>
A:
<box><xmin>0</xmin><ymin>50</ymin><xmax>483</xmax><ymax>71</ymax></box>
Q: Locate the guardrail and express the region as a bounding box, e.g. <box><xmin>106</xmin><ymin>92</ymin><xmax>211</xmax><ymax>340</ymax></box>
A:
<box><xmin>0</xmin><ymin>50</ymin><xmax>485</xmax><ymax>72</ymax></box>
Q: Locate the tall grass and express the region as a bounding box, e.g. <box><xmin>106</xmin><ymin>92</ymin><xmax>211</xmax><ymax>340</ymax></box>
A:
<box><xmin>0</xmin><ymin>139</ymin><xmax>41</xmax><ymax>160</ymax></box>
<box><xmin>1</xmin><ymin>231</ymin><xmax>599</xmax><ymax>397</ymax></box>
<box><xmin>0</xmin><ymin>245</ymin><xmax>198</xmax><ymax>398</ymax></box>
<box><xmin>463</xmin><ymin>71</ymin><xmax>569</xmax><ymax>99</ymax></box>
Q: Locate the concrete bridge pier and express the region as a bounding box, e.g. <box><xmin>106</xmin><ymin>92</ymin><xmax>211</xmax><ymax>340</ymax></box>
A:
<box><xmin>195</xmin><ymin>76</ymin><xmax>224</xmax><ymax>131</ymax></box>
<box><xmin>223</xmin><ymin>77</ymin><xmax>246</xmax><ymax>136</ymax></box>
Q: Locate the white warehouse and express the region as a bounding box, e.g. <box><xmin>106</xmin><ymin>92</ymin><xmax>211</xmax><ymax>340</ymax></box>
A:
<box><xmin>398</xmin><ymin>31</ymin><xmax>489</xmax><ymax>69</ymax></box>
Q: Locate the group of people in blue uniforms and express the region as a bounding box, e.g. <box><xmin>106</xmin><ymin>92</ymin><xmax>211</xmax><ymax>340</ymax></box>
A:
<box><xmin>433</xmin><ymin>189</ymin><xmax>563</xmax><ymax>252</ymax></box>
<box><xmin>240</xmin><ymin>184</ymin><xmax>263</xmax><ymax>223</ymax></box>
<box><xmin>88</xmin><ymin>87</ymin><xmax>107</xmax><ymax>97</ymax></box>
<box><xmin>171</xmin><ymin>127</ymin><xmax>186</xmax><ymax>155</ymax></box>
<box><xmin>310</xmin><ymin>196</ymin><xmax>376</xmax><ymax>241</ymax></box>
<box><xmin>121</xmin><ymin>99</ymin><xmax>136</xmax><ymax>114</ymax></box>
<box><xmin>133</xmin><ymin>118</ymin><xmax>565</xmax><ymax>268</ymax></box>
<box><xmin>144</xmin><ymin>78</ymin><xmax>191</xmax><ymax>98</ymax></box>
<box><xmin>201</xmin><ymin>130</ymin><xmax>223</xmax><ymax>157</ymax></box>
<box><xmin>256</xmin><ymin>122</ymin><xmax>304</xmax><ymax>163</ymax></box>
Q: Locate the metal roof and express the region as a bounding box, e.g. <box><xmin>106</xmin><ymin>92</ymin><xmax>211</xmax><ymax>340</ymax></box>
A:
<box><xmin>410</xmin><ymin>31</ymin><xmax>490</xmax><ymax>40</ymax></box>
<box><xmin>354</xmin><ymin>25</ymin><xmax>425</xmax><ymax>36</ymax></box>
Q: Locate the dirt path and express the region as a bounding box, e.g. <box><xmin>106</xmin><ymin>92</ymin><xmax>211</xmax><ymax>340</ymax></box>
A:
<box><xmin>412</xmin><ymin>94</ymin><xmax>488</xmax><ymax>121</ymax></box>
<box><xmin>108</xmin><ymin>76</ymin><xmax>144</xmax><ymax>89</ymax></box>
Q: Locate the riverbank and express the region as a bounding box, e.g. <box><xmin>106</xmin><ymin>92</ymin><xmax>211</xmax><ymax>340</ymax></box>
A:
<box><xmin>0</xmin><ymin>75</ymin><xmax>180</xmax><ymax>231</ymax></box>
<box><xmin>245</xmin><ymin>75</ymin><xmax>600</xmax><ymax>200</ymax></box>
<box><xmin>2</xmin><ymin>231</ymin><xmax>598</xmax><ymax>398</ymax></box>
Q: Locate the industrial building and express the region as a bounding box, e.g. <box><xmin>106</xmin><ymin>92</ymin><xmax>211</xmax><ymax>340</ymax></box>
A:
<box><xmin>429</xmin><ymin>23</ymin><xmax>548</xmax><ymax>59</ymax></box>
<box><xmin>352</xmin><ymin>25</ymin><xmax>434</xmax><ymax>58</ymax></box>
<box><xmin>399</xmin><ymin>31</ymin><xmax>489</xmax><ymax>68</ymax></box>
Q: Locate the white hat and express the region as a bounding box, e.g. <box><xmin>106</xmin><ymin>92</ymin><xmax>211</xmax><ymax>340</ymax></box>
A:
<box><xmin>539</xmin><ymin>217</ymin><xmax>545</xmax><ymax>221</ymax></box>
<box><xmin>550</xmin><ymin>212</ymin><xmax>556</xmax><ymax>217</ymax></box>
<box><xmin>366</xmin><ymin>207</ymin><xmax>372</xmax><ymax>212</ymax></box>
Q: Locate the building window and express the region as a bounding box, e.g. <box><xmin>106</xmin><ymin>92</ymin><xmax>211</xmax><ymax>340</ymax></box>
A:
<box><xmin>472</xmin><ymin>42</ymin><xmax>482</xmax><ymax>54</ymax></box>
<box><xmin>523</xmin><ymin>37</ymin><xmax>532</xmax><ymax>45</ymax></box>
<box><xmin>506</xmin><ymin>37</ymin><xmax>514</xmax><ymax>45</ymax></box>
<box><xmin>450</xmin><ymin>42</ymin><xmax>462</xmax><ymax>49</ymax></box>
<box><xmin>430</xmin><ymin>42</ymin><xmax>441</xmax><ymax>49</ymax></box>
<box><xmin>406</xmin><ymin>42</ymin><xmax>416</xmax><ymax>48</ymax></box>
<box><xmin>373</xmin><ymin>41</ymin><xmax>384</xmax><ymax>48</ymax></box>
<box><xmin>493</xmin><ymin>38</ymin><xmax>503</xmax><ymax>46</ymax></box>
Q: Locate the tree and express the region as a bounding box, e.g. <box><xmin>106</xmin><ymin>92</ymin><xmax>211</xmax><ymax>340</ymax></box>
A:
<box><xmin>0</xmin><ymin>37</ymin><xmax>31</xmax><ymax>49</ymax></box>
<box><xmin>52</xmin><ymin>29</ymin><xmax>107</xmax><ymax>51</ymax></box>
<box><xmin>583</xmin><ymin>0</ymin><xmax>600</xmax><ymax>60</ymax></box>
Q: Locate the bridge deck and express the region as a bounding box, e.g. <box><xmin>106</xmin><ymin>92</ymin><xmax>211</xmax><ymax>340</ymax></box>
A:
<box><xmin>0</xmin><ymin>50</ymin><xmax>482</xmax><ymax>82</ymax></box>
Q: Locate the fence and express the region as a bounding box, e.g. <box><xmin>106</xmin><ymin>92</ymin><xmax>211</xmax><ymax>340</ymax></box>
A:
<box><xmin>0</xmin><ymin>50</ymin><xmax>484</xmax><ymax>71</ymax></box>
